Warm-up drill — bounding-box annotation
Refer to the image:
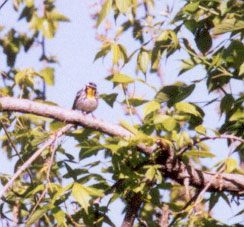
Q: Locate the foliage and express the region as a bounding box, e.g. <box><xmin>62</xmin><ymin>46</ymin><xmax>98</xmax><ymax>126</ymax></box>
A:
<box><xmin>1</xmin><ymin>0</ymin><xmax>244</xmax><ymax>226</ymax></box>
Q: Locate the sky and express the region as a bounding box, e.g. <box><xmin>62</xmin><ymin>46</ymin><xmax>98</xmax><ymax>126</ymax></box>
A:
<box><xmin>0</xmin><ymin>0</ymin><xmax>243</xmax><ymax>226</ymax></box>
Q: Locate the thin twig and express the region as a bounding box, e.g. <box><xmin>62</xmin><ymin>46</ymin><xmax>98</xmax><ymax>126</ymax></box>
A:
<box><xmin>0</xmin><ymin>0</ymin><xmax>8</xmax><ymax>11</ymax></box>
<box><xmin>0</xmin><ymin>120</ymin><xmax>33</xmax><ymax>183</ymax></box>
<box><xmin>160</xmin><ymin>204</ymin><xmax>169</xmax><ymax>227</ymax></box>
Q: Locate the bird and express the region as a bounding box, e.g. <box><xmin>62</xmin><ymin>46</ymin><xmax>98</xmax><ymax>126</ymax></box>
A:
<box><xmin>72</xmin><ymin>82</ymin><xmax>99</xmax><ymax>114</ymax></box>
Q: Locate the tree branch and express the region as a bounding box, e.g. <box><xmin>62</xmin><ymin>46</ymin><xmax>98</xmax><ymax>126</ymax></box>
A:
<box><xmin>1</xmin><ymin>97</ymin><xmax>244</xmax><ymax>195</ymax></box>
<box><xmin>121</xmin><ymin>193</ymin><xmax>142</xmax><ymax>227</ymax></box>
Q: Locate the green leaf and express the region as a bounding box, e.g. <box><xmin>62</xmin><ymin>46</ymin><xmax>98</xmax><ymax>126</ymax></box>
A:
<box><xmin>96</xmin><ymin>0</ymin><xmax>112</xmax><ymax>27</ymax></box>
<box><xmin>27</xmin><ymin>204</ymin><xmax>54</xmax><ymax>227</ymax></box>
<box><xmin>40</xmin><ymin>67</ymin><xmax>54</xmax><ymax>85</ymax></box>
<box><xmin>225</xmin><ymin>158</ymin><xmax>237</xmax><ymax>173</ymax></box>
<box><xmin>112</xmin><ymin>44</ymin><xmax>121</xmax><ymax>65</ymax></box>
<box><xmin>175</xmin><ymin>102</ymin><xmax>201</xmax><ymax>118</ymax></box>
<box><xmin>100</xmin><ymin>93</ymin><xmax>118</xmax><ymax>107</ymax></box>
<box><xmin>49</xmin><ymin>120</ymin><xmax>66</xmax><ymax>131</ymax></box>
<box><xmin>94</xmin><ymin>43</ymin><xmax>111</xmax><ymax>61</ymax></box>
<box><xmin>155</xmin><ymin>83</ymin><xmax>195</xmax><ymax>107</ymax></box>
<box><xmin>111</xmin><ymin>73</ymin><xmax>134</xmax><ymax>84</ymax></box>
<box><xmin>125</xmin><ymin>97</ymin><xmax>148</xmax><ymax>107</ymax></box>
<box><xmin>195</xmin><ymin>27</ymin><xmax>212</xmax><ymax>55</ymax></box>
<box><xmin>138</xmin><ymin>50</ymin><xmax>150</xmax><ymax>74</ymax></box>
<box><xmin>115</xmin><ymin>0</ymin><xmax>132</xmax><ymax>14</ymax></box>
<box><xmin>195</xmin><ymin>125</ymin><xmax>206</xmax><ymax>135</ymax></box>
<box><xmin>143</xmin><ymin>101</ymin><xmax>160</xmax><ymax>117</ymax></box>
<box><xmin>72</xmin><ymin>183</ymin><xmax>90</xmax><ymax>214</ymax></box>
<box><xmin>220</xmin><ymin>94</ymin><xmax>234</xmax><ymax>113</ymax></box>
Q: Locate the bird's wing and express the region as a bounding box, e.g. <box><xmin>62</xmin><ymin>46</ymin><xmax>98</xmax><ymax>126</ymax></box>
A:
<box><xmin>72</xmin><ymin>89</ymin><xmax>83</xmax><ymax>110</ymax></box>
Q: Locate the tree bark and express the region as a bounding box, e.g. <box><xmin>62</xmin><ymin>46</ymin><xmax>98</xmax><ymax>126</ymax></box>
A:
<box><xmin>121</xmin><ymin>193</ymin><xmax>142</xmax><ymax>227</ymax></box>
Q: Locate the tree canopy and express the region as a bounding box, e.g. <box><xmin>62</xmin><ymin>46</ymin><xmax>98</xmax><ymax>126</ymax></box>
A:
<box><xmin>1</xmin><ymin>0</ymin><xmax>244</xmax><ymax>226</ymax></box>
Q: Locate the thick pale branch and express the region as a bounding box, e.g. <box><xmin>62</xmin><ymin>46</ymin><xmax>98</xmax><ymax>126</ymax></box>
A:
<box><xmin>0</xmin><ymin>96</ymin><xmax>133</xmax><ymax>138</ymax></box>
<box><xmin>1</xmin><ymin>97</ymin><xmax>244</xmax><ymax>194</ymax></box>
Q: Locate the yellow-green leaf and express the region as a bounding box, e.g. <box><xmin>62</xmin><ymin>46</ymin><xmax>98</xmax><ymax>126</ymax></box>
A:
<box><xmin>120</xmin><ymin>120</ymin><xmax>138</xmax><ymax>135</ymax></box>
<box><xmin>115</xmin><ymin>0</ymin><xmax>132</xmax><ymax>14</ymax></box>
<box><xmin>26</xmin><ymin>204</ymin><xmax>54</xmax><ymax>227</ymax></box>
<box><xmin>195</xmin><ymin>125</ymin><xmax>206</xmax><ymax>135</ymax></box>
<box><xmin>53</xmin><ymin>208</ymin><xmax>65</xmax><ymax>226</ymax></box>
<box><xmin>186</xmin><ymin>149</ymin><xmax>215</xmax><ymax>158</ymax></box>
<box><xmin>48</xmin><ymin>10</ymin><xmax>70</xmax><ymax>22</ymax></box>
<box><xmin>112</xmin><ymin>44</ymin><xmax>121</xmax><ymax>65</ymax></box>
<box><xmin>52</xmin><ymin>184</ymin><xmax>73</xmax><ymax>203</ymax></box>
<box><xmin>85</xmin><ymin>186</ymin><xmax>104</xmax><ymax>197</ymax></box>
<box><xmin>72</xmin><ymin>183</ymin><xmax>89</xmax><ymax>214</ymax></box>
<box><xmin>29</xmin><ymin>16</ymin><xmax>43</xmax><ymax>30</ymax></box>
<box><xmin>143</xmin><ymin>101</ymin><xmax>160</xmax><ymax>117</ymax></box>
<box><xmin>138</xmin><ymin>50</ymin><xmax>149</xmax><ymax>74</ymax></box>
<box><xmin>169</xmin><ymin>30</ymin><xmax>178</xmax><ymax>48</ymax></box>
<box><xmin>225</xmin><ymin>158</ymin><xmax>237</xmax><ymax>173</ymax></box>
<box><xmin>145</xmin><ymin>166</ymin><xmax>156</xmax><ymax>181</ymax></box>
<box><xmin>239</xmin><ymin>62</ymin><xmax>244</xmax><ymax>76</ymax></box>
<box><xmin>40</xmin><ymin>67</ymin><xmax>54</xmax><ymax>85</ymax></box>
<box><xmin>15</xmin><ymin>70</ymin><xmax>26</xmax><ymax>85</ymax></box>
<box><xmin>111</xmin><ymin>73</ymin><xmax>134</xmax><ymax>84</ymax></box>
<box><xmin>41</xmin><ymin>19</ymin><xmax>55</xmax><ymax>38</ymax></box>
<box><xmin>175</xmin><ymin>102</ymin><xmax>201</xmax><ymax>117</ymax></box>
<box><xmin>96</xmin><ymin>0</ymin><xmax>112</xmax><ymax>27</ymax></box>
<box><xmin>162</xmin><ymin>117</ymin><xmax>177</xmax><ymax>131</ymax></box>
<box><xmin>25</xmin><ymin>0</ymin><xmax>33</xmax><ymax>7</ymax></box>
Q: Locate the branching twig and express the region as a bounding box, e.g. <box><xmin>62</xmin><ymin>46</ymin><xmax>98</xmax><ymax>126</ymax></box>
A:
<box><xmin>0</xmin><ymin>124</ymin><xmax>74</xmax><ymax>200</ymax></box>
<box><xmin>178</xmin><ymin>134</ymin><xmax>244</xmax><ymax>157</ymax></box>
<box><xmin>186</xmin><ymin>165</ymin><xmax>225</xmax><ymax>219</ymax></box>
<box><xmin>26</xmin><ymin>142</ymin><xmax>58</xmax><ymax>222</ymax></box>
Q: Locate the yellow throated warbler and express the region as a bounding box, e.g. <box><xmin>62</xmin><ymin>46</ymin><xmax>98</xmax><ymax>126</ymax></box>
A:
<box><xmin>72</xmin><ymin>82</ymin><xmax>98</xmax><ymax>113</ymax></box>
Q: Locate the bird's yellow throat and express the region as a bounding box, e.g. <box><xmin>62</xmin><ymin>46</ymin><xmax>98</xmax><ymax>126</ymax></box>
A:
<box><xmin>87</xmin><ymin>87</ymin><xmax>96</xmax><ymax>98</ymax></box>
